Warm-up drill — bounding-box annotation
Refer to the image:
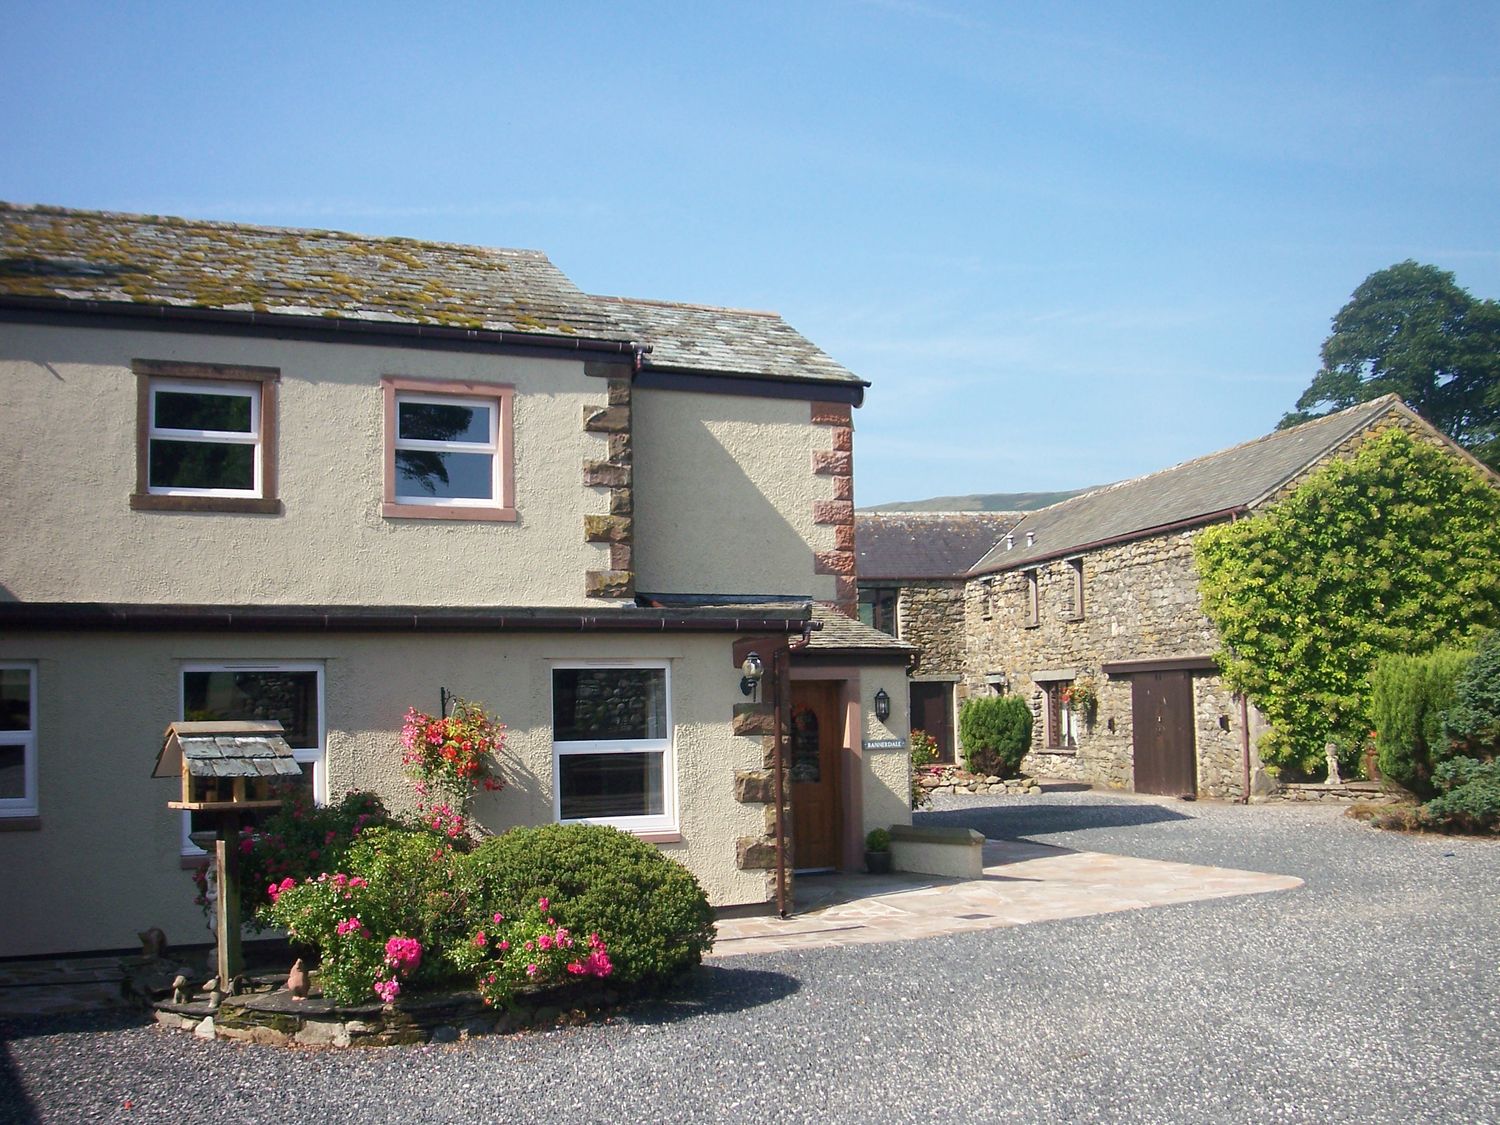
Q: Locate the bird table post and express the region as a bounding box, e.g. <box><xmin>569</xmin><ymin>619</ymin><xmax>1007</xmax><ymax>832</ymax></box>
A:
<box><xmin>154</xmin><ymin>720</ymin><xmax>303</xmax><ymax>993</ymax></box>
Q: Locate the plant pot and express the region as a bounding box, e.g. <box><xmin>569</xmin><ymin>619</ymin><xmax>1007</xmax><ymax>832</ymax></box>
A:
<box><xmin>864</xmin><ymin>850</ymin><xmax>892</xmax><ymax>875</ymax></box>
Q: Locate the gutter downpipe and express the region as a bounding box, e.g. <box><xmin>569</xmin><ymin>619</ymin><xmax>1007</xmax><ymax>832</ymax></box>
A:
<box><xmin>771</xmin><ymin>647</ymin><xmax>788</xmax><ymax>918</ymax></box>
<box><xmin>1230</xmin><ymin>510</ymin><xmax>1252</xmax><ymax>804</ymax></box>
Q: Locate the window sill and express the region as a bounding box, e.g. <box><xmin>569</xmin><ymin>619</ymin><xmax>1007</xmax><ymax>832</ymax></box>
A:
<box><xmin>382</xmin><ymin>502</ymin><xmax>517</xmax><ymax>522</ymax></box>
<box><xmin>633</xmin><ymin>831</ymin><xmax>682</xmax><ymax>844</ymax></box>
<box><xmin>132</xmin><ymin>494</ymin><xmax>282</xmax><ymax>515</ymax></box>
<box><xmin>1038</xmin><ymin>748</ymin><xmax>1077</xmax><ymax>757</ymax></box>
<box><xmin>1065</xmin><ymin>615</ymin><xmax>1085</xmax><ymax>623</ymax></box>
<box><xmin>0</xmin><ymin>815</ymin><xmax>41</xmax><ymax>832</ymax></box>
<box><xmin>1024</xmin><ymin>622</ymin><xmax>1039</xmax><ymax>630</ymax></box>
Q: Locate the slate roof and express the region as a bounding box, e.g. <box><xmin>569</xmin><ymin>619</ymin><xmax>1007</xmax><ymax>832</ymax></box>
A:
<box><xmin>802</xmin><ymin>605</ymin><xmax>916</xmax><ymax>653</ymax></box>
<box><xmin>972</xmin><ymin>397</ymin><xmax>1406</xmax><ymax>575</ymax></box>
<box><xmin>856</xmin><ymin>512</ymin><xmax>1023</xmax><ymax>581</ymax></box>
<box><xmin>0</xmin><ymin>203</ymin><xmax>621</xmax><ymax>338</ymax></box>
<box><xmin>599</xmin><ymin>296</ymin><xmax>863</xmax><ymax>385</ymax></box>
<box><xmin>0</xmin><ymin>203</ymin><xmax>864</xmax><ymax>387</ymax></box>
<box><xmin>152</xmin><ymin>720</ymin><xmax>301</xmax><ymax>782</ymax></box>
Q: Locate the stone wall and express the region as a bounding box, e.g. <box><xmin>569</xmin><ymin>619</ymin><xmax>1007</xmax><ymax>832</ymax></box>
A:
<box><xmin>898</xmin><ymin>580</ymin><xmax>966</xmax><ymax>674</ymax></box>
<box><xmin>962</xmin><ymin>525</ymin><xmax>1250</xmax><ymax>799</ymax></box>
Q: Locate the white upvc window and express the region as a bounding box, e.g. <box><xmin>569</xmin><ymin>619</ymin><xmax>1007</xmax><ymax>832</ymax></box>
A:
<box><xmin>0</xmin><ymin>663</ymin><xmax>39</xmax><ymax>818</ymax></box>
<box><xmin>148</xmin><ymin>378</ymin><xmax>263</xmax><ymax>497</ymax></box>
<box><xmin>178</xmin><ymin>662</ymin><xmax>325</xmax><ymax>853</ymax></box>
<box><xmin>393</xmin><ymin>391</ymin><xmax>499</xmax><ymax>505</ymax></box>
<box><xmin>552</xmin><ymin>661</ymin><xmax>675</xmax><ymax>834</ymax></box>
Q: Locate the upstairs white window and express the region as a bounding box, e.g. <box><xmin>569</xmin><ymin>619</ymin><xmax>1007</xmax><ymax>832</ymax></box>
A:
<box><xmin>382</xmin><ymin>378</ymin><xmax>515</xmax><ymax>521</ymax></box>
<box><xmin>149</xmin><ymin>380</ymin><xmax>260</xmax><ymax>495</ymax></box>
<box><xmin>131</xmin><ymin>359</ymin><xmax>281</xmax><ymax>514</ymax></box>
<box><xmin>552</xmin><ymin>663</ymin><xmax>674</xmax><ymax>833</ymax></box>
<box><xmin>0</xmin><ymin>663</ymin><xmax>38</xmax><ymax>818</ymax></box>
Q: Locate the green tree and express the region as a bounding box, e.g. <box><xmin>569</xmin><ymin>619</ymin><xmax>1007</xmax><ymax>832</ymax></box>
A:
<box><xmin>1279</xmin><ymin>262</ymin><xmax>1500</xmax><ymax>468</ymax></box>
<box><xmin>1196</xmin><ymin>428</ymin><xmax>1500</xmax><ymax>776</ymax></box>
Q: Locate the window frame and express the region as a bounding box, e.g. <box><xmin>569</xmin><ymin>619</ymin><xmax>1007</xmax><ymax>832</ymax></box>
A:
<box><xmin>381</xmin><ymin>377</ymin><xmax>516</xmax><ymax>521</ymax></box>
<box><xmin>131</xmin><ymin>359</ymin><xmax>281</xmax><ymax>515</ymax></box>
<box><xmin>177</xmin><ymin>661</ymin><xmax>326</xmax><ymax>854</ymax></box>
<box><xmin>1043</xmin><ymin>681</ymin><xmax>1078</xmax><ymax>751</ymax></box>
<box><xmin>1067</xmin><ymin>558</ymin><xmax>1085</xmax><ymax>621</ymax></box>
<box><xmin>1024</xmin><ymin>569</ymin><xmax>1040</xmax><ymax>628</ymax></box>
<box><xmin>858</xmin><ymin>585</ymin><xmax>899</xmax><ymax>636</ymax></box>
<box><xmin>551</xmin><ymin>660</ymin><xmax>676</xmax><ymax>835</ymax></box>
<box><xmin>0</xmin><ymin>662</ymin><xmax>39</xmax><ymax>819</ymax></box>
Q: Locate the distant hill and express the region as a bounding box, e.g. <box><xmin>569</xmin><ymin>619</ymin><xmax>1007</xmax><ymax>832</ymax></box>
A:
<box><xmin>860</xmin><ymin>490</ymin><xmax>1089</xmax><ymax>513</ymax></box>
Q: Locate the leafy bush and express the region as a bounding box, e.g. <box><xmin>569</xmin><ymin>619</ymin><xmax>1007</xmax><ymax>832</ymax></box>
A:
<box><xmin>463</xmin><ymin>824</ymin><xmax>714</xmax><ymax>986</ymax></box>
<box><xmin>1422</xmin><ymin>757</ymin><xmax>1500</xmax><ymax>833</ymax></box>
<box><xmin>1444</xmin><ymin>631</ymin><xmax>1500</xmax><ymax>757</ymax></box>
<box><xmin>958</xmin><ymin>695</ymin><xmax>1032</xmax><ymax>778</ymax></box>
<box><xmin>1197</xmin><ymin>427</ymin><xmax>1500</xmax><ymax>775</ymax></box>
<box><xmin>865</xmin><ymin>828</ymin><xmax>891</xmax><ymax>852</ymax></box>
<box><xmin>1370</xmin><ymin>646</ymin><xmax>1473</xmax><ymax>796</ymax></box>
<box><xmin>262</xmin><ymin>825</ymin><xmax>474</xmax><ymax>1003</ymax></box>
<box><xmin>218</xmin><ymin>787</ymin><xmax>389</xmax><ymax>925</ymax></box>
<box><xmin>449</xmin><ymin>895</ymin><xmax>616</xmax><ymax>1009</ymax></box>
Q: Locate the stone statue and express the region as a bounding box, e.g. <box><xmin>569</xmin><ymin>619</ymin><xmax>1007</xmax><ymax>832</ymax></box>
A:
<box><xmin>172</xmin><ymin>974</ymin><xmax>191</xmax><ymax>1005</ymax></box>
<box><xmin>286</xmin><ymin>959</ymin><xmax>310</xmax><ymax>1000</ymax></box>
<box><xmin>1325</xmin><ymin>741</ymin><xmax>1342</xmax><ymax>786</ymax></box>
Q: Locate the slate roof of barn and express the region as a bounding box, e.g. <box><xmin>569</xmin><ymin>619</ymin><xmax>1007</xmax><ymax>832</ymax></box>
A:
<box><xmin>971</xmin><ymin>397</ymin><xmax>1406</xmax><ymax>575</ymax></box>
<box><xmin>856</xmin><ymin>512</ymin><xmax>1024</xmax><ymax>580</ymax></box>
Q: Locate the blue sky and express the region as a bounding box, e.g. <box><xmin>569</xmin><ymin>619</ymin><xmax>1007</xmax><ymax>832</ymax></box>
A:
<box><xmin>3</xmin><ymin>1</ymin><xmax>1496</xmax><ymax>505</ymax></box>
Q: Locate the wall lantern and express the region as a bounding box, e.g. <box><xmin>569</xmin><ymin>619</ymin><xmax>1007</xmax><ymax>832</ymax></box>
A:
<box><xmin>740</xmin><ymin>652</ymin><xmax>764</xmax><ymax>697</ymax></box>
<box><xmin>873</xmin><ymin>687</ymin><xmax>891</xmax><ymax>722</ymax></box>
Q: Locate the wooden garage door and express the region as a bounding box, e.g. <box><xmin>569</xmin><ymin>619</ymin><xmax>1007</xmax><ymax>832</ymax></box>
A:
<box><xmin>1131</xmin><ymin>671</ymin><xmax>1196</xmax><ymax>796</ymax></box>
<box><xmin>909</xmin><ymin>681</ymin><xmax>955</xmax><ymax>763</ymax></box>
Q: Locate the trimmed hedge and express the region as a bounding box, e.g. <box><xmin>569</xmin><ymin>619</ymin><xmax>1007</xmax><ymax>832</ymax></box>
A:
<box><xmin>1444</xmin><ymin>631</ymin><xmax>1500</xmax><ymax>757</ymax></box>
<box><xmin>464</xmin><ymin>824</ymin><xmax>715</xmax><ymax>985</ymax></box>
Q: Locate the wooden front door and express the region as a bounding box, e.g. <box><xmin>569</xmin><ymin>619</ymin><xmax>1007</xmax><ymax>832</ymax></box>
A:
<box><xmin>1131</xmin><ymin>671</ymin><xmax>1196</xmax><ymax>796</ymax></box>
<box><xmin>910</xmin><ymin>681</ymin><xmax>955</xmax><ymax>763</ymax></box>
<box><xmin>789</xmin><ymin>681</ymin><xmax>842</xmax><ymax>871</ymax></box>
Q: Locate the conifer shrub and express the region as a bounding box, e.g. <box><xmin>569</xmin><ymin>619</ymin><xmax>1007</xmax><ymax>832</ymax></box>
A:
<box><xmin>1443</xmin><ymin>631</ymin><xmax>1500</xmax><ymax>758</ymax></box>
<box><xmin>1370</xmin><ymin>646</ymin><xmax>1473</xmax><ymax>796</ymax></box>
<box><xmin>463</xmin><ymin>824</ymin><xmax>715</xmax><ymax>985</ymax></box>
<box><xmin>958</xmin><ymin>695</ymin><xmax>1032</xmax><ymax>778</ymax></box>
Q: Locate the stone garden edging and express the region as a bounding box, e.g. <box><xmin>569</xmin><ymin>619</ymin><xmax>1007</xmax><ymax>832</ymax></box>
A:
<box><xmin>916</xmin><ymin>766</ymin><xmax>1040</xmax><ymax>797</ymax></box>
<box><xmin>146</xmin><ymin>972</ymin><xmax>620</xmax><ymax>1047</ymax></box>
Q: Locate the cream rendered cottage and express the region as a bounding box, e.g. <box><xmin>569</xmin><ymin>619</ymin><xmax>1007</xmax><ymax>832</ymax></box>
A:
<box><xmin>0</xmin><ymin>204</ymin><xmax>912</xmax><ymax>957</ymax></box>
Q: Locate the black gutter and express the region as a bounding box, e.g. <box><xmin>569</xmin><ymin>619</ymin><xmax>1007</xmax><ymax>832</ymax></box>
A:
<box><xmin>634</xmin><ymin>367</ymin><xmax>867</xmax><ymax>407</ymax></box>
<box><xmin>0</xmin><ymin>296</ymin><xmax>644</xmax><ymax>365</ymax></box>
<box><xmin>0</xmin><ymin>602</ymin><xmax>812</xmax><ymax>634</ymax></box>
<box><xmin>968</xmin><ymin>507</ymin><xmax>1249</xmax><ymax>577</ymax></box>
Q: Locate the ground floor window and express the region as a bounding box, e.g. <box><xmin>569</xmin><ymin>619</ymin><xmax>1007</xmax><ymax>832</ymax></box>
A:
<box><xmin>179</xmin><ymin>662</ymin><xmax>325</xmax><ymax>851</ymax></box>
<box><xmin>1043</xmin><ymin>681</ymin><xmax>1078</xmax><ymax>750</ymax></box>
<box><xmin>0</xmin><ymin>663</ymin><xmax>38</xmax><ymax>817</ymax></box>
<box><xmin>552</xmin><ymin>662</ymin><xmax>674</xmax><ymax>832</ymax></box>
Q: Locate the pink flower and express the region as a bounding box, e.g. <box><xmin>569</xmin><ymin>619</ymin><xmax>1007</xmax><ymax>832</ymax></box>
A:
<box><xmin>538</xmin><ymin>934</ymin><xmax>553</xmax><ymax>951</ymax></box>
<box><xmin>498</xmin><ymin>940</ymin><xmax>510</xmax><ymax>952</ymax></box>
<box><xmin>525</xmin><ymin>963</ymin><xmax>539</xmax><ymax>978</ymax></box>
<box><xmin>384</xmin><ymin>936</ymin><xmax>423</xmax><ymax>975</ymax></box>
<box><xmin>336</xmin><ymin>916</ymin><xmax>364</xmax><ymax>937</ymax></box>
<box><xmin>567</xmin><ymin>961</ymin><xmax>584</xmax><ymax>975</ymax></box>
<box><xmin>373</xmin><ymin>978</ymin><xmax>401</xmax><ymax>1003</ymax></box>
<box><xmin>473</xmin><ymin>932</ymin><xmax>488</xmax><ymax>948</ymax></box>
<box><xmin>538</xmin><ymin>897</ymin><xmax>549</xmax><ymax>912</ymax></box>
<box><xmin>492</xmin><ymin>912</ymin><xmax>504</xmax><ymax>925</ymax></box>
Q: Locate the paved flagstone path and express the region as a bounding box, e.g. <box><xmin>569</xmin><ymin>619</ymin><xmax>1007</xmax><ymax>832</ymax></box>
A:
<box><xmin>711</xmin><ymin>838</ymin><xmax>1302</xmax><ymax>957</ymax></box>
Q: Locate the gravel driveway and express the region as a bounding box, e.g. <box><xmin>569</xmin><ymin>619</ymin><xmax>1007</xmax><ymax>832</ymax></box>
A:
<box><xmin>3</xmin><ymin>792</ymin><xmax>1496</xmax><ymax>1124</ymax></box>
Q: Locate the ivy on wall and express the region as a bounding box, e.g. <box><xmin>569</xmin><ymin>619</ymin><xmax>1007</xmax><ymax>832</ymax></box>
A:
<box><xmin>1196</xmin><ymin>426</ymin><xmax>1500</xmax><ymax>775</ymax></box>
